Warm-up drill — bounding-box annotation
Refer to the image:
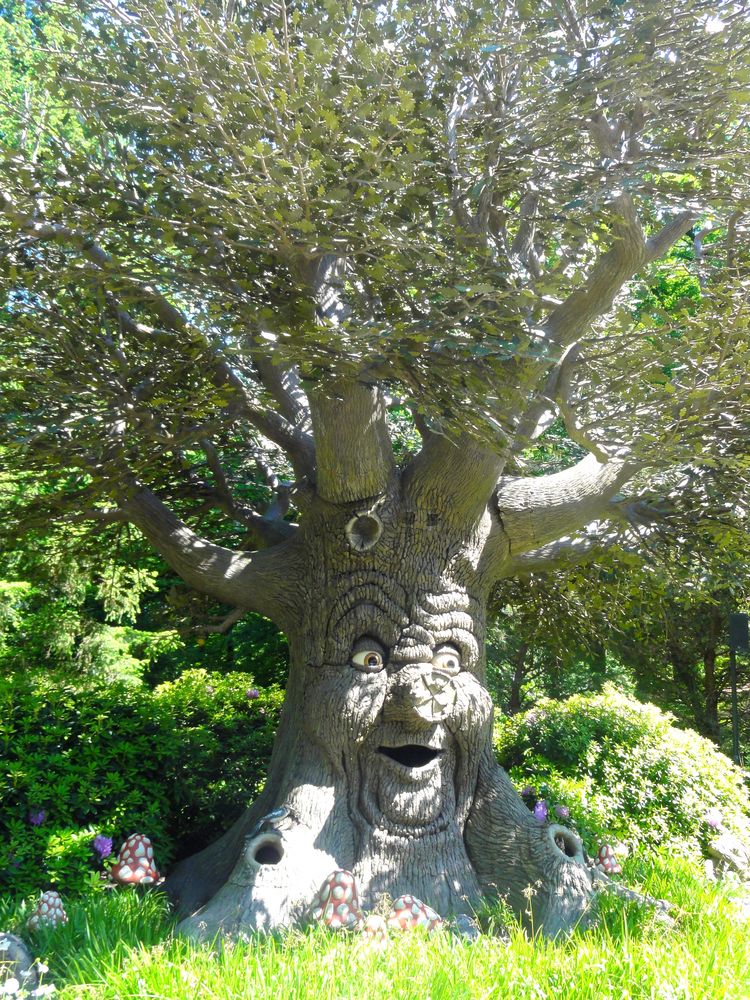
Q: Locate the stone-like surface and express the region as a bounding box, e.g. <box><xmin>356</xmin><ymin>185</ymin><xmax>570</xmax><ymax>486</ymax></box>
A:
<box><xmin>0</xmin><ymin>933</ymin><xmax>39</xmax><ymax>990</ymax></box>
<box><xmin>452</xmin><ymin>913</ymin><xmax>482</xmax><ymax>941</ymax></box>
<box><xmin>27</xmin><ymin>890</ymin><xmax>68</xmax><ymax>931</ymax></box>
<box><xmin>111</xmin><ymin>834</ymin><xmax>160</xmax><ymax>885</ymax></box>
<box><xmin>707</xmin><ymin>832</ymin><xmax>750</xmax><ymax>877</ymax></box>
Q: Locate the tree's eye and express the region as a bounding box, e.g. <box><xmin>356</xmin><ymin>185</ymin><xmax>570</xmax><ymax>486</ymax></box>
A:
<box><xmin>351</xmin><ymin>643</ymin><xmax>385</xmax><ymax>672</ymax></box>
<box><xmin>432</xmin><ymin>646</ymin><xmax>461</xmax><ymax>674</ymax></box>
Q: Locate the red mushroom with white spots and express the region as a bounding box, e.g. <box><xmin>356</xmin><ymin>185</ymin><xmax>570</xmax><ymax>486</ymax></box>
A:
<box><xmin>110</xmin><ymin>834</ymin><xmax>160</xmax><ymax>886</ymax></box>
<box><xmin>386</xmin><ymin>895</ymin><xmax>443</xmax><ymax>932</ymax></box>
<box><xmin>308</xmin><ymin>870</ymin><xmax>363</xmax><ymax>930</ymax></box>
<box><xmin>593</xmin><ymin>844</ymin><xmax>622</xmax><ymax>876</ymax></box>
<box><xmin>27</xmin><ymin>890</ymin><xmax>68</xmax><ymax>931</ymax></box>
<box><xmin>360</xmin><ymin>914</ymin><xmax>389</xmax><ymax>952</ymax></box>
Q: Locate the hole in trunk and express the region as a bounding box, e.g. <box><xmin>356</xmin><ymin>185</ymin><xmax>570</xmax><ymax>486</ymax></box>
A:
<box><xmin>378</xmin><ymin>744</ymin><xmax>440</xmax><ymax>768</ymax></box>
<box><xmin>252</xmin><ymin>837</ymin><xmax>284</xmax><ymax>865</ymax></box>
<box><xmin>551</xmin><ymin>828</ymin><xmax>582</xmax><ymax>860</ymax></box>
<box><xmin>345</xmin><ymin>512</ymin><xmax>383</xmax><ymax>552</ymax></box>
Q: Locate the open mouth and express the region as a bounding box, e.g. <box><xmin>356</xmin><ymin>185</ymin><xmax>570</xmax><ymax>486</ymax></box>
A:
<box><xmin>377</xmin><ymin>744</ymin><xmax>441</xmax><ymax>768</ymax></box>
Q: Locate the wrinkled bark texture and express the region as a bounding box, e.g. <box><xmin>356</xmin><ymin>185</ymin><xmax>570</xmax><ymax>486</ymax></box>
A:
<box><xmin>166</xmin><ymin>469</ymin><xmax>597</xmax><ymax>940</ymax></box>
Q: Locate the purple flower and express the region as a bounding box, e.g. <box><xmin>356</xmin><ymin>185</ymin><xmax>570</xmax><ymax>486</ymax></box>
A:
<box><xmin>554</xmin><ymin>804</ymin><xmax>570</xmax><ymax>820</ymax></box>
<box><xmin>704</xmin><ymin>808</ymin><xmax>722</xmax><ymax>830</ymax></box>
<box><xmin>533</xmin><ymin>799</ymin><xmax>548</xmax><ymax>823</ymax></box>
<box><xmin>246</xmin><ymin>688</ymin><xmax>260</xmax><ymax>700</ymax></box>
<box><xmin>28</xmin><ymin>809</ymin><xmax>46</xmax><ymax>826</ymax></box>
<box><xmin>92</xmin><ymin>834</ymin><xmax>113</xmax><ymax>860</ymax></box>
<box><xmin>520</xmin><ymin>785</ymin><xmax>537</xmax><ymax>799</ymax></box>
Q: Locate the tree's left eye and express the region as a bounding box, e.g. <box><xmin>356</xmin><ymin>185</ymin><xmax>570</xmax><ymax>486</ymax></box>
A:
<box><xmin>432</xmin><ymin>646</ymin><xmax>461</xmax><ymax>673</ymax></box>
<box><xmin>351</xmin><ymin>648</ymin><xmax>385</xmax><ymax>672</ymax></box>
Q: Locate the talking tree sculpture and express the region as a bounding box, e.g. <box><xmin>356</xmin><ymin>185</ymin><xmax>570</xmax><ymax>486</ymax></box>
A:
<box><xmin>2</xmin><ymin>0</ymin><xmax>749</xmax><ymax>938</ymax></box>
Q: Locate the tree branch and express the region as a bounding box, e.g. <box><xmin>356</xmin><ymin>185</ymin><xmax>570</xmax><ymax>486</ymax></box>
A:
<box><xmin>496</xmin><ymin>454</ymin><xmax>637</xmax><ymax>558</ymax></box>
<box><xmin>503</xmin><ymin>531</ymin><xmax>617</xmax><ymax>576</ymax></box>
<box><xmin>195</xmin><ymin>607</ymin><xmax>246</xmax><ymax>635</ymax></box>
<box><xmin>198</xmin><ymin>438</ymin><xmax>297</xmax><ymax>547</ymax></box>
<box><xmin>541</xmin><ymin>104</ymin><xmax>696</xmax><ymax>348</ymax></box>
<box><xmin>308</xmin><ymin>379</ymin><xmax>395</xmax><ymax>503</ymax></box>
<box><xmin>403</xmin><ymin>432</ymin><xmax>507</xmax><ymax>526</ymax></box>
<box><xmin>252</xmin><ymin>356</ymin><xmax>311</xmax><ymax>430</ymax></box>
<box><xmin>121</xmin><ymin>486</ymin><xmax>303</xmax><ymax>627</ymax></box>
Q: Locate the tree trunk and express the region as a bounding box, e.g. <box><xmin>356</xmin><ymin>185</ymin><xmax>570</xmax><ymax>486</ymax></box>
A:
<box><xmin>165</xmin><ymin>484</ymin><xmax>596</xmax><ymax>939</ymax></box>
<box><xmin>701</xmin><ymin>606</ymin><xmax>723</xmax><ymax>745</ymax></box>
<box><xmin>506</xmin><ymin>642</ymin><xmax>529</xmax><ymax>715</ymax></box>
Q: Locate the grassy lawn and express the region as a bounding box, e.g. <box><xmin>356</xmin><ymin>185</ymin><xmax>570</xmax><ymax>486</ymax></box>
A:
<box><xmin>2</xmin><ymin>853</ymin><xmax>748</xmax><ymax>1000</ymax></box>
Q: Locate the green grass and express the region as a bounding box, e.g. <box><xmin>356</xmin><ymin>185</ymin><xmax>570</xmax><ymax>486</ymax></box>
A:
<box><xmin>2</xmin><ymin>852</ymin><xmax>749</xmax><ymax>1000</ymax></box>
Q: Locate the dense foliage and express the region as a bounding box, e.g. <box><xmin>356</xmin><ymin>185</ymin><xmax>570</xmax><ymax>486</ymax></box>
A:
<box><xmin>0</xmin><ymin>670</ymin><xmax>282</xmax><ymax>898</ymax></box>
<box><xmin>497</xmin><ymin>687</ymin><xmax>750</xmax><ymax>857</ymax></box>
<box><xmin>1</xmin><ymin>0</ymin><xmax>750</xmax><ymax>564</ymax></box>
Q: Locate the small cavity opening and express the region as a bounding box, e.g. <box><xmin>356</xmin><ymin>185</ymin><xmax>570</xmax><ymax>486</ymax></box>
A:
<box><xmin>345</xmin><ymin>512</ymin><xmax>383</xmax><ymax>552</ymax></box>
<box><xmin>553</xmin><ymin>830</ymin><xmax>581</xmax><ymax>859</ymax></box>
<box><xmin>255</xmin><ymin>843</ymin><xmax>282</xmax><ymax>864</ymax></box>
<box><xmin>252</xmin><ymin>837</ymin><xmax>284</xmax><ymax>865</ymax></box>
<box><xmin>378</xmin><ymin>744</ymin><xmax>440</xmax><ymax>768</ymax></box>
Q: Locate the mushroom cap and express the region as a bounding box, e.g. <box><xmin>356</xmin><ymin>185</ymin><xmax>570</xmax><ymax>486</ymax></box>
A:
<box><xmin>110</xmin><ymin>833</ymin><xmax>160</xmax><ymax>885</ymax></box>
<box><xmin>359</xmin><ymin>914</ymin><xmax>389</xmax><ymax>953</ymax></box>
<box><xmin>27</xmin><ymin>890</ymin><xmax>68</xmax><ymax>931</ymax></box>
<box><xmin>308</xmin><ymin>870</ymin><xmax>363</xmax><ymax>930</ymax></box>
<box><xmin>387</xmin><ymin>895</ymin><xmax>443</xmax><ymax>932</ymax></box>
<box><xmin>594</xmin><ymin>843</ymin><xmax>622</xmax><ymax>875</ymax></box>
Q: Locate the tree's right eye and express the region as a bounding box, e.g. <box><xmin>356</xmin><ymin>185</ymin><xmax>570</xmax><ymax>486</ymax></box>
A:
<box><xmin>351</xmin><ymin>648</ymin><xmax>385</xmax><ymax>672</ymax></box>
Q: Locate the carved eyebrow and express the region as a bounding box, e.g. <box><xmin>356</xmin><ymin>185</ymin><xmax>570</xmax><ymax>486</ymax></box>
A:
<box><xmin>325</xmin><ymin>588</ymin><xmax>406</xmax><ymax>663</ymax></box>
<box><xmin>422</xmin><ymin>611</ymin><xmax>475</xmax><ymax>635</ymax></box>
<box><xmin>431</xmin><ymin>629</ymin><xmax>479</xmax><ymax>667</ymax></box>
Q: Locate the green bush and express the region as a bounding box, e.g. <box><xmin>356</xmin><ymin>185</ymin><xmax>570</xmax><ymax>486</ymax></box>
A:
<box><xmin>495</xmin><ymin>686</ymin><xmax>750</xmax><ymax>857</ymax></box>
<box><xmin>0</xmin><ymin>669</ymin><xmax>282</xmax><ymax>898</ymax></box>
<box><xmin>152</xmin><ymin>670</ymin><xmax>284</xmax><ymax>858</ymax></box>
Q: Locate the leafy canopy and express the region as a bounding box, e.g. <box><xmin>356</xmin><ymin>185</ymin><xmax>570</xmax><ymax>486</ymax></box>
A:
<box><xmin>1</xmin><ymin>0</ymin><xmax>749</xmax><ymax>555</ymax></box>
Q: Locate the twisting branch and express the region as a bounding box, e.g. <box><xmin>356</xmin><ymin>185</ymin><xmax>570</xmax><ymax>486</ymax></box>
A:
<box><xmin>543</xmin><ymin>107</ymin><xmax>694</xmax><ymax>348</ymax></box>
<box><xmin>195</xmin><ymin>607</ymin><xmax>246</xmax><ymax>635</ymax></box>
<box><xmin>198</xmin><ymin>438</ymin><xmax>297</xmax><ymax>547</ymax></box>
<box><xmin>252</xmin><ymin>355</ymin><xmax>311</xmax><ymax>431</ymax></box>
<box><xmin>513</xmin><ymin>343</ymin><xmax>608</xmax><ymax>459</ymax></box>
<box><xmin>121</xmin><ymin>486</ymin><xmax>304</xmax><ymax>628</ymax></box>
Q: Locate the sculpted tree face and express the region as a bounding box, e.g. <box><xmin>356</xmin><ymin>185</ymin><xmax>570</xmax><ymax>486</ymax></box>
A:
<box><xmin>302</xmin><ymin>584</ymin><xmax>493</xmax><ymax>839</ymax></box>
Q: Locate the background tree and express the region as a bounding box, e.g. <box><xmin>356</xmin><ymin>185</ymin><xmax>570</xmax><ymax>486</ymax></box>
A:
<box><xmin>2</xmin><ymin>0</ymin><xmax>750</xmax><ymax>938</ymax></box>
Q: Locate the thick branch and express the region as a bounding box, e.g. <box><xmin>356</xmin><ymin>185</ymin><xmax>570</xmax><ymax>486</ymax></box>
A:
<box><xmin>496</xmin><ymin>454</ymin><xmax>636</xmax><ymax>557</ymax></box>
<box><xmin>515</xmin><ymin>210</ymin><xmax>696</xmax><ymax>450</ymax></box>
<box><xmin>121</xmin><ymin>486</ymin><xmax>303</xmax><ymax>628</ymax></box>
<box><xmin>403</xmin><ymin>432</ymin><xmax>507</xmax><ymax>525</ymax></box>
<box><xmin>253</xmin><ymin>357</ymin><xmax>311</xmax><ymax>429</ymax></box>
<box><xmin>309</xmin><ymin>379</ymin><xmax>395</xmax><ymax>503</ymax></box>
<box><xmin>503</xmin><ymin>531</ymin><xmax>619</xmax><ymax>576</ymax></box>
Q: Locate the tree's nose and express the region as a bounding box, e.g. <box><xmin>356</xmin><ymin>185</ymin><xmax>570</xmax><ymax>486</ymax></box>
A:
<box><xmin>382</xmin><ymin>663</ymin><xmax>457</xmax><ymax>724</ymax></box>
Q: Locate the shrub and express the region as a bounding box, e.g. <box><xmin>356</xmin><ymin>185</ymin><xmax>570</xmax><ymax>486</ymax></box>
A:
<box><xmin>495</xmin><ymin>686</ymin><xmax>750</xmax><ymax>857</ymax></box>
<box><xmin>0</xmin><ymin>669</ymin><xmax>282</xmax><ymax>898</ymax></box>
<box><xmin>152</xmin><ymin>670</ymin><xmax>284</xmax><ymax>858</ymax></box>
